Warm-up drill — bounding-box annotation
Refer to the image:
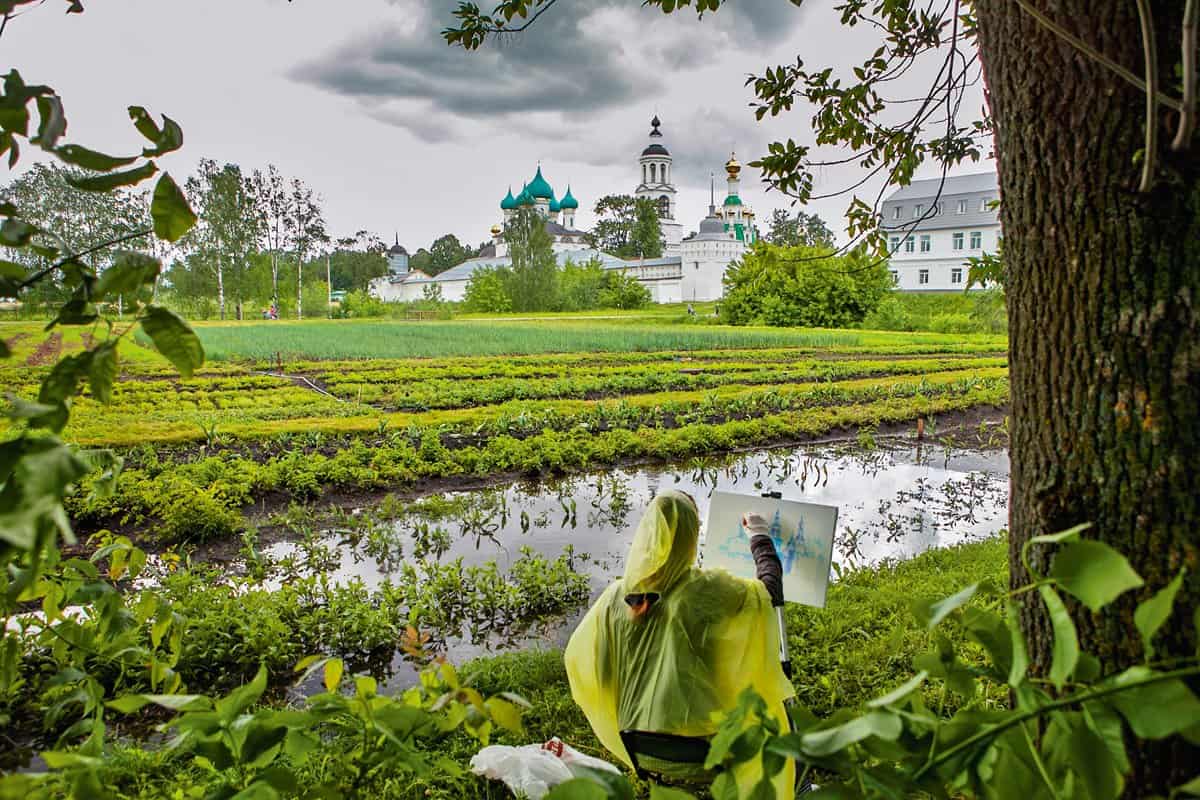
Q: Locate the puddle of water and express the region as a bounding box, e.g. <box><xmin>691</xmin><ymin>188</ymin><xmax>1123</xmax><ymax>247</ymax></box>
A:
<box><xmin>263</xmin><ymin>442</ymin><xmax>1009</xmax><ymax>689</ymax></box>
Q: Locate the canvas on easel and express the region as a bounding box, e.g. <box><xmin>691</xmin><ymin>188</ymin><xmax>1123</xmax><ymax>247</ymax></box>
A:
<box><xmin>701</xmin><ymin>491</ymin><xmax>839</xmax><ymax>608</ymax></box>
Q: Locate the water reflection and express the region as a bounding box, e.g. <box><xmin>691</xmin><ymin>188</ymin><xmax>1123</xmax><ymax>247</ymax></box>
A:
<box><xmin>265</xmin><ymin>441</ymin><xmax>1009</xmax><ymax>685</ymax></box>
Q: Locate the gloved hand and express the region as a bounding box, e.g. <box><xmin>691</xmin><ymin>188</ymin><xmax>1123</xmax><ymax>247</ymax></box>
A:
<box><xmin>742</xmin><ymin>512</ymin><xmax>770</xmax><ymax>537</ymax></box>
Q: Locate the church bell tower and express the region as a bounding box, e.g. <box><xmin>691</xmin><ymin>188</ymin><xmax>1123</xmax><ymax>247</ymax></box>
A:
<box><xmin>635</xmin><ymin>115</ymin><xmax>682</xmax><ymax>255</ymax></box>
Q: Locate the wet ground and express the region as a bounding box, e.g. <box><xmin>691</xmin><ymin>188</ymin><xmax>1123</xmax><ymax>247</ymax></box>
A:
<box><xmin>265</xmin><ymin>439</ymin><xmax>1010</xmax><ymax>689</ymax></box>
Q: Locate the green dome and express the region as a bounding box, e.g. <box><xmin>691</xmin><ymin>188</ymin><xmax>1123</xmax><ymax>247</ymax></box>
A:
<box><xmin>500</xmin><ymin>187</ymin><xmax>517</xmax><ymax>210</ymax></box>
<box><xmin>559</xmin><ymin>186</ymin><xmax>579</xmax><ymax>210</ymax></box>
<box><xmin>723</xmin><ymin>194</ymin><xmax>743</xmax><ymax>207</ymax></box>
<box><xmin>514</xmin><ymin>184</ymin><xmax>535</xmax><ymax>207</ymax></box>
<box><xmin>550</xmin><ymin>197</ymin><xmax>561</xmax><ymax>213</ymax></box>
<box><xmin>527</xmin><ymin>166</ymin><xmax>555</xmax><ymax>200</ymax></box>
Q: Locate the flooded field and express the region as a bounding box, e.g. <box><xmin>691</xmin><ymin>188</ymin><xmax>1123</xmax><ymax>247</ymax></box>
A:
<box><xmin>263</xmin><ymin>440</ymin><xmax>1009</xmax><ymax>687</ymax></box>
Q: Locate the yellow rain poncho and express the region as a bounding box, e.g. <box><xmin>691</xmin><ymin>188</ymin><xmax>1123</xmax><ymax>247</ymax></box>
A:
<box><xmin>564</xmin><ymin>491</ymin><xmax>795</xmax><ymax>796</ymax></box>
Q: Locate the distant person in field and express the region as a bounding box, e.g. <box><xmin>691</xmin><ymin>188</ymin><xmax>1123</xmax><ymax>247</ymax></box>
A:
<box><xmin>687</xmin><ymin>303</ymin><xmax>695</xmax><ymax>317</ymax></box>
<box><xmin>564</xmin><ymin>491</ymin><xmax>794</xmax><ymax>795</ymax></box>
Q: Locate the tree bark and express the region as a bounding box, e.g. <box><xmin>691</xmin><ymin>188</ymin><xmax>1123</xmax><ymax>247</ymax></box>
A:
<box><xmin>297</xmin><ymin>252</ymin><xmax>303</xmax><ymax>320</ymax></box>
<box><xmin>977</xmin><ymin>2</ymin><xmax>1200</xmax><ymax>794</ymax></box>
<box><xmin>216</xmin><ymin>257</ymin><xmax>225</xmax><ymax>321</ymax></box>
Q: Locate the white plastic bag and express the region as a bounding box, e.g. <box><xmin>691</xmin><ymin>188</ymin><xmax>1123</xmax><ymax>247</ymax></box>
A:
<box><xmin>470</xmin><ymin>738</ymin><xmax>620</xmax><ymax>799</ymax></box>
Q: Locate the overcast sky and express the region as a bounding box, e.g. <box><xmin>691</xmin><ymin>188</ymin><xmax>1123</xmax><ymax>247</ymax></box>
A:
<box><xmin>7</xmin><ymin>0</ymin><xmax>990</xmax><ymax>251</ymax></box>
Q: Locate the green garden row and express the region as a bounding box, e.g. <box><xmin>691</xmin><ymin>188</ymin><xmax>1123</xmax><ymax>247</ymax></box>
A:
<box><xmin>71</xmin><ymin>382</ymin><xmax>1008</xmax><ymax>543</ymax></box>
<box><xmin>326</xmin><ymin>356</ymin><xmax>1009</xmax><ymax>410</ymax></box>
<box><xmin>62</xmin><ymin>367</ymin><xmax>1006</xmax><ymax>448</ymax></box>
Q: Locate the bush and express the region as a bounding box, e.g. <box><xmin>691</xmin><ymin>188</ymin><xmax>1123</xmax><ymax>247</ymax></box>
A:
<box><xmin>722</xmin><ymin>243</ymin><xmax>893</xmax><ymax>328</ymax></box>
<box><xmin>340</xmin><ymin>289</ymin><xmax>389</xmax><ymax>318</ymax></box>
<box><xmin>928</xmin><ymin>312</ymin><xmax>975</xmax><ymax>333</ymax></box>
<box><xmin>598</xmin><ymin>270</ymin><xmax>651</xmax><ymax>309</ymax></box>
<box><xmin>463</xmin><ymin>267</ymin><xmax>513</xmax><ymax>313</ymax></box>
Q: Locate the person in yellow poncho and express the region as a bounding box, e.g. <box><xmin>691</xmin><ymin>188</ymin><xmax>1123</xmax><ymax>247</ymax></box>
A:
<box><xmin>564</xmin><ymin>490</ymin><xmax>796</xmax><ymax>796</ymax></box>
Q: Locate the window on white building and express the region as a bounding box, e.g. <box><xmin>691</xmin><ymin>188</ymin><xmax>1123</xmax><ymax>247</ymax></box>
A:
<box><xmin>970</xmin><ymin>231</ymin><xmax>983</xmax><ymax>249</ymax></box>
<box><xmin>889</xmin><ymin>270</ymin><xmax>899</xmax><ymax>285</ymax></box>
<box><xmin>951</xmin><ymin>268</ymin><xmax>963</xmax><ymax>284</ymax></box>
<box><xmin>920</xmin><ymin>234</ymin><xmax>931</xmax><ymax>253</ymax></box>
<box><xmin>904</xmin><ymin>237</ymin><xmax>915</xmax><ymax>253</ymax></box>
<box><xmin>936</xmin><ymin>203</ymin><xmax>945</xmax><ymax>216</ymax></box>
<box><xmin>952</xmin><ymin>232</ymin><xmax>964</xmax><ymax>250</ymax></box>
<box><xmin>650</xmin><ymin>163</ymin><xmax>657</xmax><ymax>183</ymax></box>
<box><xmin>889</xmin><ymin>236</ymin><xmax>901</xmax><ymax>252</ymax></box>
<box><xmin>957</xmin><ymin>199</ymin><xmax>968</xmax><ymax>214</ymax></box>
<box><xmin>980</xmin><ymin>198</ymin><xmax>991</xmax><ymax>212</ymax></box>
<box><xmin>919</xmin><ymin>269</ymin><xmax>930</xmax><ymax>285</ymax></box>
<box><xmin>893</xmin><ymin>206</ymin><xmax>903</xmax><ymax>220</ymax></box>
<box><xmin>914</xmin><ymin>204</ymin><xmax>924</xmax><ymax>218</ymax></box>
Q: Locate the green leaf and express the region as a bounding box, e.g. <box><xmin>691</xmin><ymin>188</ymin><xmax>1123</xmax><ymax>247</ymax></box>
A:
<box><xmin>67</xmin><ymin>160</ymin><xmax>157</xmax><ymax>192</ymax></box>
<box><xmin>140</xmin><ymin>306</ymin><xmax>204</xmax><ymax>378</ymax></box>
<box><xmin>800</xmin><ymin>710</ymin><xmax>903</xmax><ymax>757</ymax></box>
<box><xmin>95</xmin><ymin>251</ymin><xmax>160</xmax><ymax>299</ymax></box>
<box><xmin>545</xmin><ymin>779</ymin><xmax>610</xmax><ymax>800</ymax></box>
<box><xmin>912</xmin><ymin>583</ymin><xmax>978</xmax><ymax>630</ymax></box>
<box><xmin>323</xmin><ymin>658</ymin><xmax>342</xmax><ymax>692</ymax></box>
<box><xmin>1107</xmin><ymin>667</ymin><xmax>1200</xmax><ymax>739</ymax></box>
<box><xmin>1175</xmin><ymin>775</ymin><xmax>1200</xmax><ymax>797</ymax></box>
<box><xmin>650</xmin><ymin>787</ymin><xmax>697</xmax><ymax>800</ymax></box>
<box><xmin>1030</xmin><ymin>523</ymin><xmax>1091</xmax><ymax>546</ymax></box>
<box><xmin>1065</xmin><ymin>715</ymin><xmax>1122</xmax><ymax>800</ymax></box>
<box><xmin>107</xmin><ymin>693</ymin><xmax>212</xmax><ymax>714</ymax></box>
<box><xmin>216</xmin><ymin>665</ymin><xmax>267</xmax><ymax>722</ymax></box>
<box><xmin>54</xmin><ymin>143</ymin><xmax>137</xmax><ymax>171</ymax></box>
<box><xmin>1134</xmin><ymin>568</ymin><xmax>1187</xmax><ymax>661</ymax></box>
<box><xmin>484</xmin><ymin>696</ymin><xmax>524</xmax><ymax>734</ymax></box>
<box><xmin>867</xmin><ymin>671</ymin><xmax>928</xmax><ymax>708</ymax></box>
<box><xmin>87</xmin><ymin>342</ymin><xmax>119</xmax><ymax>404</ymax></box>
<box><xmin>38</xmin><ymin>352</ymin><xmax>91</xmax><ymax>402</ymax></box>
<box><xmin>1039</xmin><ymin>585</ymin><xmax>1078</xmax><ymax>691</ymax></box>
<box><xmin>33</xmin><ymin>94</ymin><xmax>66</xmax><ymax>148</ymax></box>
<box><xmin>150</xmin><ymin>172</ymin><xmax>196</xmax><ymax>242</ymax></box>
<box><xmin>128</xmin><ymin>107</ymin><xmax>183</xmax><ymax>157</ymax></box>
<box><xmin>709</xmin><ymin>772</ymin><xmax>738</xmax><ymax>800</ymax></box>
<box><xmin>0</xmin><ymin>217</ymin><xmax>38</xmax><ymax>246</ymax></box>
<box><xmin>240</xmin><ymin>720</ymin><xmax>288</xmax><ymax>768</ymax></box>
<box><xmin>1049</xmin><ymin>540</ymin><xmax>1143</xmax><ymax>612</ymax></box>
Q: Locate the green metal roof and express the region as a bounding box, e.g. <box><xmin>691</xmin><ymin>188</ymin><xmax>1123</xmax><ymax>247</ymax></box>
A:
<box><xmin>500</xmin><ymin>187</ymin><xmax>517</xmax><ymax>210</ymax></box>
<box><xmin>559</xmin><ymin>186</ymin><xmax>579</xmax><ymax>209</ymax></box>
<box><xmin>527</xmin><ymin>166</ymin><xmax>555</xmax><ymax>200</ymax></box>
<box><xmin>723</xmin><ymin>194</ymin><xmax>742</xmax><ymax>207</ymax></box>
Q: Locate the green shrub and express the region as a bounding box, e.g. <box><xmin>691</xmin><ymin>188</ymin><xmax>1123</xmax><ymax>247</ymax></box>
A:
<box><xmin>722</xmin><ymin>243</ymin><xmax>893</xmax><ymax>328</ymax></box>
<box><xmin>928</xmin><ymin>312</ymin><xmax>975</xmax><ymax>333</ymax></box>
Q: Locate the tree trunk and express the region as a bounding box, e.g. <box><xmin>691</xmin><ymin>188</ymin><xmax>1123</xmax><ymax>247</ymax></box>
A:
<box><xmin>271</xmin><ymin>251</ymin><xmax>279</xmax><ymax>307</ymax></box>
<box><xmin>216</xmin><ymin>258</ymin><xmax>225</xmax><ymax>321</ymax></box>
<box><xmin>977</xmin><ymin>2</ymin><xmax>1200</xmax><ymax>794</ymax></box>
<box><xmin>297</xmin><ymin>253</ymin><xmax>303</xmax><ymax>320</ymax></box>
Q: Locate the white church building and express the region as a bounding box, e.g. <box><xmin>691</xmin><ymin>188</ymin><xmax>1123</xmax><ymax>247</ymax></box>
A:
<box><xmin>370</xmin><ymin>117</ymin><xmax>760</xmax><ymax>304</ymax></box>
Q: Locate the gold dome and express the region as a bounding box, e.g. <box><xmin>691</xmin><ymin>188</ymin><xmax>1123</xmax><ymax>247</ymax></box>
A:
<box><xmin>490</xmin><ymin>224</ymin><xmax>503</xmax><ymax>236</ymax></box>
<box><xmin>725</xmin><ymin>152</ymin><xmax>741</xmax><ymax>178</ymax></box>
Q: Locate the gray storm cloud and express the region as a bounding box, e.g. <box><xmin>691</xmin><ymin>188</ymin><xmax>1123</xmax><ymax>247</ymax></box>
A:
<box><xmin>290</xmin><ymin>0</ymin><xmax>808</xmax><ymax>141</ymax></box>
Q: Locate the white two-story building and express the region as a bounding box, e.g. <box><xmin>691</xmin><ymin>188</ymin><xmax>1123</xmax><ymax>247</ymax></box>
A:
<box><xmin>880</xmin><ymin>172</ymin><xmax>1000</xmax><ymax>292</ymax></box>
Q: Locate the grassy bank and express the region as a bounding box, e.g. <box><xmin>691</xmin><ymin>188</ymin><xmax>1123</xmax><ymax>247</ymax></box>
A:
<box><xmin>82</xmin><ymin>537</ymin><xmax>1009</xmax><ymax>799</ymax></box>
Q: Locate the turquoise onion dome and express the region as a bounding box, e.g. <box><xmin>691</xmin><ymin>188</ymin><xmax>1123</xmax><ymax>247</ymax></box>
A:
<box><xmin>724</xmin><ymin>194</ymin><xmax>743</xmax><ymax>207</ymax></box>
<box><xmin>527</xmin><ymin>166</ymin><xmax>555</xmax><ymax>200</ymax></box>
<box><xmin>500</xmin><ymin>187</ymin><xmax>516</xmax><ymax>210</ymax></box>
<box><xmin>516</xmin><ymin>188</ymin><xmax>535</xmax><ymax>207</ymax></box>
<box><xmin>559</xmin><ymin>186</ymin><xmax>579</xmax><ymax>210</ymax></box>
<box><xmin>549</xmin><ymin>196</ymin><xmax>561</xmax><ymax>213</ymax></box>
